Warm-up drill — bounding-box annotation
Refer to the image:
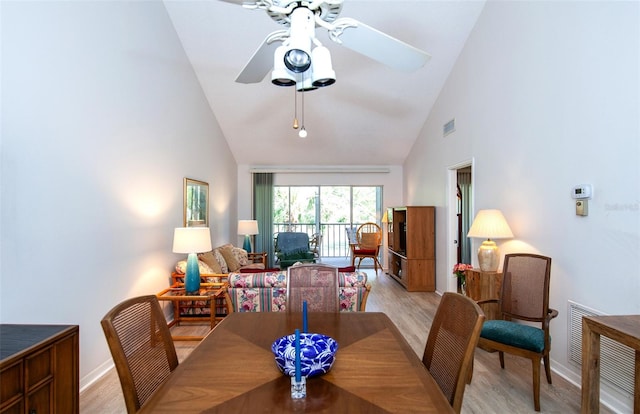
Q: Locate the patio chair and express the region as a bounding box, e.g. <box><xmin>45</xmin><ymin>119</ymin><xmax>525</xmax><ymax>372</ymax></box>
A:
<box><xmin>351</xmin><ymin>222</ymin><xmax>382</xmax><ymax>271</ymax></box>
<box><xmin>275</xmin><ymin>232</ymin><xmax>315</xmax><ymax>269</ymax></box>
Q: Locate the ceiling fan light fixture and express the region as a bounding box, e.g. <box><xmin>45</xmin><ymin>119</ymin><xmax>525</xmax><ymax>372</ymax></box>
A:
<box><xmin>271</xmin><ymin>45</ymin><xmax>296</xmax><ymax>86</ymax></box>
<box><xmin>284</xmin><ymin>43</ymin><xmax>311</xmax><ymax>73</ymax></box>
<box><xmin>284</xmin><ymin>7</ymin><xmax>314</xmax><ymax>73</ymax></box>
<box><xmin>310</xmin><ymin>46</ymin><xmax>336</xmax><ymax>87</ymax></box>
<box><xmin>296</xmin><ymin>76</ymin><xmax>318</xmax><ymax>92</ymax></box>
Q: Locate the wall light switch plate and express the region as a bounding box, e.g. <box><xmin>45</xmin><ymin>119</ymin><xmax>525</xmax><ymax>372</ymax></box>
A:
<box><xmin>576</xmin><ymin>200</ymin><xmax>588</xmax><ymax>216</ymax></box>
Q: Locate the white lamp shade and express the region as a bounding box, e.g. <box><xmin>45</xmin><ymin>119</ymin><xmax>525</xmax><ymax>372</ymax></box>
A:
<box><xmin>467</xmin><ymin>209</ymin><xmax>514</xmax><ymax>240</ymax></box>
<box><xmin>172</xmin><ymin>227</ymin><xmax>212</xmax><ymax>254</ymax></box>
<box><xmin>238</xmin><ymin>220</ymin><xmax>259</xmax><ymax>235</ymax></box>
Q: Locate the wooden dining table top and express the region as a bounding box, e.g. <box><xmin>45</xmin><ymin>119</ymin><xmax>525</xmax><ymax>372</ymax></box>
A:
<box><xmin>138</xmin><ymin>312</ymin><xmax>454</xmax><ymax>413</ymax></box>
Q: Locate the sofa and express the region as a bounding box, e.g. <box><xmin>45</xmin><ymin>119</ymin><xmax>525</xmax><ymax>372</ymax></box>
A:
<box><xmin>225</xmin><ymin>267</ymin><xmax>371</xmax><ymax>312</ymax></box>
<box><xmin>171</xmin><ymin>244</ymin><xmax>266</xmax><ymax>318</ymax></box>
<box><xmin>173</xmin><ymin>243</ymin><xmax>266</xmax><ymax>283</ymax></box>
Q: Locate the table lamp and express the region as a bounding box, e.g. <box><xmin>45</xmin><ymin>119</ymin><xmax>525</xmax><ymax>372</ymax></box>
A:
<box><xmin>173</xmin><ymin>227</ymin><xmax>212</xmax><ymax>294</ymax></box>
<box><xmin>238</xmin><ymin>220</ymin><xmax>259</xmax><ymax>253</ymax></box>
<box><xmin>466</xmin><ymin>209</ymin><xmax>513</xmax><ymax>272</ymax></box>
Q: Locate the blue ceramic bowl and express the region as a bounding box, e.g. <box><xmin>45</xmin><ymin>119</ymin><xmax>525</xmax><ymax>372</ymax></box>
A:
<box><xmin>271</xmin><ymin>333</ymin><xmax>338</xmax><ymax>377</ymax></box>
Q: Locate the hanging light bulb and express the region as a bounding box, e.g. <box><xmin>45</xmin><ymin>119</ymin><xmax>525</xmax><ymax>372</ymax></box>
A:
<box><xmin>298</xmin><ymin>126</ymin><xmax>307</xmax><ymax>138</ymax></box>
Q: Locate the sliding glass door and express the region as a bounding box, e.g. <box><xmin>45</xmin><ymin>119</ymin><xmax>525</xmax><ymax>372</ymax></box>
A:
<box><xmin>273</xmin><ymin>185</ymin><xmax>382</xmax><ymax>257</ymax></box>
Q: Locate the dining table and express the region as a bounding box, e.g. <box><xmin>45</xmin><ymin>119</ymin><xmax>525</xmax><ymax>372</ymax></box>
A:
<box><xmin>138</xmin><ymin>311</ymin><xmax>454</xmax><ymax>413</ymax></box>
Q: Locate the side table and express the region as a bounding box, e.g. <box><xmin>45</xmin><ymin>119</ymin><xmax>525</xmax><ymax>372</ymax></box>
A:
<box><xmin>156</xmin><ymin>282</ymin><xmax>229</xmax><ymax>341</ymax></box>
<box><xmin>464</xmin><ymin>269</ymin><xmax>503</xmax><ymax>320</ymax></box>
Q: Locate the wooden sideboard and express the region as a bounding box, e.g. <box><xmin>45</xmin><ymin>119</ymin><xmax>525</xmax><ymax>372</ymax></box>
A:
<box><xmin>465</xmin><ymin>269</ymin><xmax>503</xmax><ymax>320</ymax></box>
<box><xmin>0</xmin><ymin>324</ymin><xmax>79</xmax><ymax>414</ymax></box>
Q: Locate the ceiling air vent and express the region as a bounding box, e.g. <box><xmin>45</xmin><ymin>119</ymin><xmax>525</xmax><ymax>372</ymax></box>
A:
<box><xmin>443</xmin><ymin>119</ymin><xmax>456</xmax><ymax>137</ymax></box>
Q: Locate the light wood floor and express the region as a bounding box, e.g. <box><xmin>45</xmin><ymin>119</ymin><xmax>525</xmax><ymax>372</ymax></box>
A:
<box><xmin>81</xmin><ymin>266</ymin><xmax>612</xmax><ymax>413</ymax></box>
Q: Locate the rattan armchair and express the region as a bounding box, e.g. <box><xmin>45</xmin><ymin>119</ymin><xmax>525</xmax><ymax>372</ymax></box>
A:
<box><xmin>473</xmin><ymin>253</ymin><xmax>557</xmax><ymax>411</ymax></box>
<box><xmin>422</xmin><ymin>292</ymin><xmax>485</xmax><ymax>413</ymax></box>
<box><xmin>351</xmin><ymin>222</ymin><xmax>382</xmax><ymax>271</ymax></box>
<box><xmin>101</xmin><ymin>295</ymin><xmax>178</xmax><ymax>413</ymax></box>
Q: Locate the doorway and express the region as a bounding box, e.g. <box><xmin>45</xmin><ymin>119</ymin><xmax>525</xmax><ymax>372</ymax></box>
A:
<box><xmin>447</xmin><ymin>161</ymin><xmax>473</xmax><ymax>292</ymax></box>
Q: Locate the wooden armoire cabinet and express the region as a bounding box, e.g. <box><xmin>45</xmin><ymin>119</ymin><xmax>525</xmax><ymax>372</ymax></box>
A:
<box><xmin>386</xmin><ymin>206</ymin><xmax>435</xmax><ymax>291</ymax></box>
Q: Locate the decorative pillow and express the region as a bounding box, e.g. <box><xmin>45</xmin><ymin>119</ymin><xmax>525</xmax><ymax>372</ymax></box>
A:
<box><xmin>198</xmin><ymin>251</ymin><xmax>223</xmax><ymax>274</ymax></box>
<box><xmin>174</xmin><ymin>260</ymin><xmax>215</xmax><ymax>275</ymax></box>
<box><xmin>219</xmin><ymin>245</ymin><xmax>241</xmax><ymax>272</ymax></box>
<box><xmin>213</xmin><ymin>249</ymin><xmax>228</xmax><ymax>273</ymax></box>
<box><xmin>232</xmin><ymin>247</ymin><xmax>249</xmax><ymax>266</ymax></box>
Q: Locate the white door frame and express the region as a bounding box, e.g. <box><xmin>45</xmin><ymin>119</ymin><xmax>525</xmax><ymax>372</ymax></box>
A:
<box><xmin>446</xmin><ymin>159</ymin><xmax>474</xmax><ymax>292</ymax></box>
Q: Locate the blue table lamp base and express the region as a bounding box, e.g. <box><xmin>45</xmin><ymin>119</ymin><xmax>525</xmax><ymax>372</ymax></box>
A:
<box><xmin>243</xmin><ymin>235</ymin><xmax>252</xmax><ymax>253</ymax></box>
<box><xmin>185</xmin><ymin>252</ymin><xmax>201</xmax><ymax>294</ymax></box>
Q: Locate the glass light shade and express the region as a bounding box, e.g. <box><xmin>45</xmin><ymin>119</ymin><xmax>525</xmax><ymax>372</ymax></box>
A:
<box><xmin>285</xmin><ymin>48</ymin><xmax>311</xmax><ymax>73</ymax></box>
<box><xmin>272</xmin><ymin>46</ymin><xmax>296</xmax><ymax>86</ymax></box>
<box><xmin>311</xmin><ymin>46</ymin><xmax>336</xmax><ymax>87</ymax></box>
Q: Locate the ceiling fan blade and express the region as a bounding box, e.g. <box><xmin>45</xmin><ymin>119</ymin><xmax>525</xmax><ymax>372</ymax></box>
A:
<box><xmin>333</xmin><ymin>19</ymin><xmax>431</xmax><ymax>71</ymax></box>
<box><xmin>218</xmin><ymin>0</ymin><xmax>258</xmax><ymax>6</ymax></box>
<box><xmin>235</xmin><ymin>31</ymin><xmax>285</xmax><ymax>84</ymax></box>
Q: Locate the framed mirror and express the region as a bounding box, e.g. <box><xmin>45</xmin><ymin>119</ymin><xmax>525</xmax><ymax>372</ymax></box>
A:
<box><xmin>183</xmin><ymin>178</ymin><xmax>209</xmax><ymax>227</ymax></box>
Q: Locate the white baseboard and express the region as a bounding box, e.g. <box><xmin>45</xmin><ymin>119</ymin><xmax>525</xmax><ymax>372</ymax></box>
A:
<box><xmin>80</xmin><ymin>359</ymin><xmax>114</xmax><ymax>393</ymax></box>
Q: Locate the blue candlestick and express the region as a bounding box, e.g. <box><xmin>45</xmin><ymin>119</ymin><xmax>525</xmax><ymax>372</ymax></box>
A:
<box><xmin>294</xmin><ymin>329</ymin><xmax>301</xmax><ymax>382</ymax></box>
<box><xmin>302</xmin><ymin>301</ymin><xmax>308</xmax><ymax>333</ymax></box>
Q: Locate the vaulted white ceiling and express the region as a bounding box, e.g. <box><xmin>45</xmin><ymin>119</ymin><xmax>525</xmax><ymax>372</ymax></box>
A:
<box><xmin>163</xmin><ymin>0</ymin><xmax>485</xmax><ymax>166</ymax></box>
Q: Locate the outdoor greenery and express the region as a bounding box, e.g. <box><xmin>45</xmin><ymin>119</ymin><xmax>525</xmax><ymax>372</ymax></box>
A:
<box><xmin>274</xmin><ymin>186</ymin><xmax>380</xmax><ymax>228</ymax></box>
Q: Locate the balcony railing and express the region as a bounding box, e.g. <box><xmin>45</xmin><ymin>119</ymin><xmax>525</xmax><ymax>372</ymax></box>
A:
<box><xmin>273</xmin><ymin>223</ymin><xmax>366</xmax><ymax>258</ymax></box>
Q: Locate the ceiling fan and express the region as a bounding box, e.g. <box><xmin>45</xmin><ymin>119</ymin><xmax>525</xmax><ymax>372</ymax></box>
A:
<box><xmin>220</xmin><ymin>0</ymin><xmax>431</xmax><ymax>85</ymax></box>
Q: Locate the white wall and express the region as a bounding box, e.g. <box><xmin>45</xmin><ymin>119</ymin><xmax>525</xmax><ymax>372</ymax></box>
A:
<box><xmin>405</xmin><ymin>1</ymin><xmax>639</xmax><ymax>411</ymax></box>
<box><xmin>0</xmin><ymin>1</ymin><xmax>237</xmax><ymax>388</ymax></box>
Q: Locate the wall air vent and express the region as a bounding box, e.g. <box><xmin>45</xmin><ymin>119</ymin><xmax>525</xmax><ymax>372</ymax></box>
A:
<box><xmin>443</xmin><ymin>119</ymin><xmax>455</xmax><ymax>137</ymax></box>
<box><xmin>568</xmin><ymin>301</ymin><xmax>634</xmax><ymax>396</ymax></box>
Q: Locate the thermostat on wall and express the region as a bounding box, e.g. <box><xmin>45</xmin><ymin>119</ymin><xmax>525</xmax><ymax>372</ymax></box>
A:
<box><xmin>572</xmin><ymin>184</ymin><xmax>592</xmax><ymax>199</ymax></box>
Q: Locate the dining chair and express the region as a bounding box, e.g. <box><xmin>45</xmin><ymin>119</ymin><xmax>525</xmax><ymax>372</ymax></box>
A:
<box><xmin>352</xmin><ymin>222</ymin><xmax>382</xmax><ymax>271</ymax></box>
<box><xmin>287</xmin><ymin>263</ymin><xmax>340</xmax><ymax>312</ymax></box>
<box><xmin>101</xmin><ymin>295</ymin><xmax>179</xmax><ymax>413</ymax></box>
<box><xmin>473</xmin><ymin>253</ymin><xmax>556</xmax><ymax>411</ymax></box>
<box><xmin>422</xmin><ymin>292</ymin><xmax>485</xmax><ymax>413</ymax></box>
